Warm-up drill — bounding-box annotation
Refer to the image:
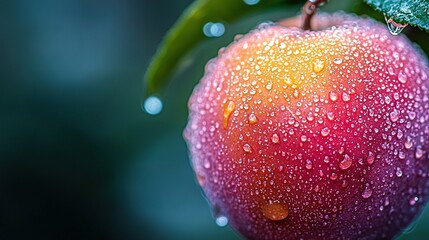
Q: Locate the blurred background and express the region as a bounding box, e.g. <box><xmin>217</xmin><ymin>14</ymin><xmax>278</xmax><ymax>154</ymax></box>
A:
<box><xmin>1</xmin><ymin>0</ymin><xmax>429</xmax><ymax>239</ymax></box>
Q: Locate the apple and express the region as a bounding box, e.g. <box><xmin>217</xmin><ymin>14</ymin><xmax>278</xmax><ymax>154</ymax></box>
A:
<box><xmin>184</xmin><ymin>13</ymin><xmax>429</xmax><ymax>239</ymax></box>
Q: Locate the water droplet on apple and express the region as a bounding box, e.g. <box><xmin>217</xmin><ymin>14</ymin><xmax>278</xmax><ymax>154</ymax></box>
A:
<box><xmin>408</xmin><ymin>111</ymin><xmax>416</xmax><ymax>120</ymax></box>
<box><xmin>342</xmin><ymin>92</ymin><xmax>351</xmax><ymax>102</ymax></box>
<box><xmin>262</xmin><ymin>203</ymin><xmax>289</xmax><ymax>221</ymax></box>
<box><xmin>223</xmin><ymin>101</ymin><xmax>235</xmax><ymax>128</ymax></box>
<box><xmin>321</xmin><ymin>127</ymin><xmax>330</xmax><ymax>137</ymax></box>
<box><xmin>248</xmin><ymin>113</ymin><xmax>258</xmax><ymax>124</ymax></box>
<box><xmin>333</xmin><ymin>58</ymin><xmax>343</xmax><ymax>64</ymax></box>
<box><xmin>339</xmin><ymin>154</ymin><xmax>352</xmax><ymax>170</ymax></box>
<box><xmin>390</xmin><ymin>110</ymin><xmax>399</xmax><ymax>122</ymax></box>
<box><xmin>243</xmin><ymin>143</ymin><xmax>252</xmax><ymax>153</ymax></box>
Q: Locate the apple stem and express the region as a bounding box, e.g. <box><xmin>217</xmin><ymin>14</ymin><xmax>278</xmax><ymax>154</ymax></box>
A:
<box><xmin>302</xmin><ymin>0</ymin><xmax>328</xmax><ymax>31</ymax></box>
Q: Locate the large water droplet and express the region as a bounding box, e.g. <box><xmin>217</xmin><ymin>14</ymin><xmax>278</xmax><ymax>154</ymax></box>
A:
<box><xmin>366</xmin><ymin>151</ymin><xmax>375</xmax><ymax>165</ymax></box>
<box><xmin>143</xmin><ymin>96</ymin><xmax>163</xmax><ymax>115</ymax></box>
<box><xmin>404</xmin><ymin>136</ymin><xmax>413</xmax><ymax>149</ymax></box>
<box><xmin>408</xmin><ymin>111</ymin><xmax>417</xmax><ymax>120</ymax></box>
<box><xmin>396</xmin><ymin>167</ymin><xmax>403</xmax><ymax>177</ymax></box>
<box><xmin>215</xmin><ymin>215</ymin><xmax>229</xmax><ymax>227</ymax></box>
<box><xmin>266</xmin><ymin>81</ymin><xmax>273</xmax><ymax>90</ymax></box>
<box><xmin>223</xmin><ymin>101</ymin><xmax>235</xmax><ymax>129</ymax></box>
<box><xmin>398</xmin><ymin>71</ymin><xmax>407</xmax><ymax>83</ymax></box>
<box><xmin>415</xmin><ymin>146</ymin><xmax>424</xmax><ymax>159</ymax></box>
<box><xmin>339</xmin><ymin>154</ymin><xmax>352</xmax><ymax>170</ymax></box>
<box><xmin>329</xmin><ymin>91</ymin><xmax>338</xmax><ymax>102</ymax></box>
<box><xmin>327</xmin><ymin>111</ymin><xmax>335</xmax><ymax>121</ymax></box>
<box><xmin>384</xmin><ymin>15</ymin><xmax>408</xmax><ymax>35</ymax></box>
<box><xmin>333</xmin><ymin>58</ymin><xmax>343</xmax><ymax>65</ymax></box>
<box><xmin>248</xmin><ymin>113</ymin><xmax>258</xmax><ymax>124</ymax></box>
<box><xmin>262</xmin><ymin>203</ymin><xmax>289</xmax><ymax>221</ymax></box>
<box><xmin>390</xmin><ymin>110</ymin><xmax>399</xmax><ymax>122</ymax></box>
<box><xmin>243</xmin><ymin>143</ymin><xmax>252</xmax><ymax>153</ymax></box>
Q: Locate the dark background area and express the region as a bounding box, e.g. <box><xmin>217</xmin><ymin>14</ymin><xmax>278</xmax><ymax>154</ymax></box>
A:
<box><xmin>1</xmin><ymin>0</ymin><xmax>429</xmax><ymax>239</ymax></box>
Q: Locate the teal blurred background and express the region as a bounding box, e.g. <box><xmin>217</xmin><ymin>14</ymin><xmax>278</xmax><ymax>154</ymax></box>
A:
<box><xmin>1</xmin><ymin>0</ymin><xmax>429</xmax><ymax>239</ymax></box>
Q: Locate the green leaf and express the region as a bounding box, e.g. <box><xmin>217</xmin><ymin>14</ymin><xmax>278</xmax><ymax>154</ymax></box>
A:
<box><xmin>363</xmin><ymin>0</ymin><xmax>429</xmax><ymax>31</ymax></box>
<box><xmin>143</xmin><ymin>0</ymin><xmax>304</xmax><ymax>97</ymax></box>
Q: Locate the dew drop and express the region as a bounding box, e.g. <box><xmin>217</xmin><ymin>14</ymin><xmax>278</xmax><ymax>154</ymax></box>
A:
<box><xmin>327</xmin><ymin>111</ymin><xmax>335</xmax><ymax>121</ymax></box>
<box><xmin>389</xmin><ymin>110</ymin><xmax>399</xmax><ymax>122</ymax></box>
<box><xmin>397</xmin><ymin>129</ymin><xmax>403</xmax><ymax>139</ymax></box>
<box><xmin>404</xmin><ymin>136</ymin><xmax>413</xmax><ymax>150</ymax></box>
<box><xmin>223</xmin><ymin>101</ymin><xmax>235</xmax><ymax>129</ymax></box>
<box><xmin>398</xmin><ymin>71</ymin><xmax>407</xmax><ymax>83</ymax></box>
<box><xmin>362</xmin><ymin>185</ymin><xmax>373</xmax><ymax>199</ymax></box>
<box><xmin>196</xmin><ymin>170</ymin><xmax>206</xmax><ymax>186</ymax></box>
<box><xmin>312</xmin><ymin>59</ymin><xmax>325</xmax><ymax>73</ymax></box>
<box><xmin>301</xmin><ymin>135</ymin><xmax>307</xmax><ymax>142</ymax></box>
<box><xmin>333</xmin><ymin>58</ymin><xmax>343</xmax><ymax>65</ymax></box>
<box><xmin>366</xmin><ymin>151</ymin><xmax>375</xmax><ymax>165</ymax></box>
<box><xmin>248</xmin><ymin>113</ymin><xmax>258</xmax><ymax>124</ymax></box>
<box><xmin>305</xmin><ymin>159</ymin><xmax>313</xmax><ymax>170</ymax></box>
<box><xmin>415</xmin><ymin>146</ymin><xmax>424</xmax><ymax>159</ymax></box>
<box><xmin>243</xmin><ymin>143</ymin><xmax>252</xmax><ymax>153</ymax></box>
<box><xmin>339</xmin><ymin>154</ymin><xmax>352</xmax><ymax>170</ymax></box>
<box><xmin>215</xmin><ymin>215</ymin><xmax>229</xmax><ymax>227</ymax></box>
<box><xmin>342</xmin><ymin>92</ymin><xmax>350</xmax><ymax>102</ymax></box>
<box><xmin>329</xmin><ymin>91</ymin><xmax>338</xmax><ymax>102</ymax></box>
<box><xmin>262</xmin><ymin>203</ymin><xmax>289</xmax><ymax>221</ymax></box>
<box><xmin>284</xmin><ymin>76</ymin><xmax>293</xmax><ymax>85</ymax></box>
<box><xmin>271</xmin><ymin>133</ymin><xmax>280</xmax><ymax>144</ymax></box>
<box><xmin>143</xmin><ymin>96</ymin><xmax>163</xmax><ymax>115</ymax></box>
<box><xmin>321</xmin><ymin>127</ymin><xmax>330</xmax><ymax>137</ymax></box>
<box><xmin>384</xmin><ymin>15</ymin><xmax>408</xmax><ymax>35</ymax></box>
<box><xmin>396</xmin><ymin>167</ymin><xmax>403</xmax><ymax>177</ymax></box>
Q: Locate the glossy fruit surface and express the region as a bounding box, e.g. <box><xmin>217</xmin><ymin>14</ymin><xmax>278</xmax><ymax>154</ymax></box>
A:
<box><xmin>184</xmin><ymin>13</ymin><xmax>429</xmax><ymax>239</ymax></box>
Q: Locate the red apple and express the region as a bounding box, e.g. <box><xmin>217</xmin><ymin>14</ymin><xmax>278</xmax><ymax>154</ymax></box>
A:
<box><xmin>184</xmin><ymin>13</ymin><xmax>429</xmax><ymax>239</ymax></box>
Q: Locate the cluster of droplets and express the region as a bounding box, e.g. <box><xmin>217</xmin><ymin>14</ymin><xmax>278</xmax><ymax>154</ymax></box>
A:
<box><xmin>184</xmin><ymin>13</ymin><xmax>429</xmax><ymax>239</ymax></box>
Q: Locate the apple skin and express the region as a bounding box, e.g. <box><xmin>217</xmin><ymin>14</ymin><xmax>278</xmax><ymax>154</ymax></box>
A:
<box><xmin>184</xmin><ymin>13</ymin><xmax>429</xmax><ymax>239</ymax></box>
